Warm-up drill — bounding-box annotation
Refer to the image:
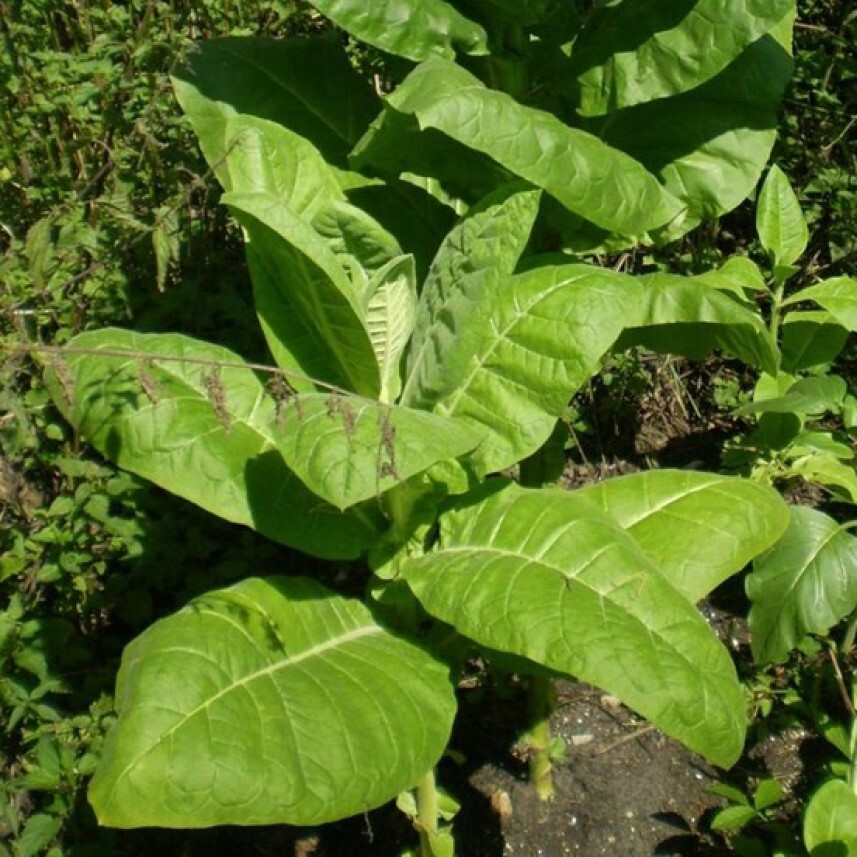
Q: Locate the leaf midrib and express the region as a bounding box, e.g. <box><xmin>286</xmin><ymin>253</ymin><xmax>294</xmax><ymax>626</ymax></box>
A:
<box><xmin>108</xmin><ymin>623</ymin><xmax>383</xmax><ymax>797</ymax></box>
<box><xmin>422</xmin><ymin>542</ymin><xmax>732</xmax><ymax>680</ymax></box>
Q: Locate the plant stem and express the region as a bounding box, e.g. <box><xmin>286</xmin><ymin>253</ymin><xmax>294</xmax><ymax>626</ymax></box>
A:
<box><xmin>768</xmin><ymin>278</ymin><xmax>786</xmax><ymax>343</ymax></box>
<box><xmin>849</xmin><ymin>683</ymin><xmax>857</xmax><ymax>796</ymax></box>
<box><xmin>416</xmin><ymin>769</ymin><xmax>440</xmax><ymax>855</ymax></box>
<box><xmin>526</xmin><ymin>674</ymin><xmax>556</xmax><ymax>801</ymax></box>
<box><xmin>842</xmin><ymin>611</ymin><xmax>857</xmax><ymax>653</ymax></box>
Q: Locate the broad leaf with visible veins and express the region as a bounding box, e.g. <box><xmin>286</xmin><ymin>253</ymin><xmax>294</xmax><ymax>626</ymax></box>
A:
<box><xmin>580</xmin><ymin>470</ymin><xmax>789</xmax><ymax>602</ymax></box>
<box><xmin>172</xmin><ymin>35</ymin><xmax>380</xmax><ymax>175</ymax></box>
<box><xmin>404</xmin><ymin>183</ymin><xmax>542</xmax><ymax>408</ymax></box>
<box><xmin>225</xmin><ymin>192</ymin><xmax>381</xmax><ymax>397</ymax></box>
<box><xmin>44</xmin><ymin>329</ymin><xmax>380</xmax><ymax>560</ymax></box>
<box><xmin>307</xmin><ymin>0</ymin><xmax>488</xmax><ymax>61</ymax></box>
<box><xmin>353</xmin><ymin>59</ymin><xmax>683</xmax><ymax>238</ymax></box>
<box><xmin>406</xmin><ymin>263</ymin><xmax>642</xmax><ymax>475</ymax></box>
<box><xmin>223</xmin><ymin>114</ymin><xmax>344</xmax><ymax>219</ymax></box>
<box><xmin>747</xmin><ymin>507</ymin><xmax>857</xmax><ymax>664</ymax></box>
<box><xmin>403</xmin><ymin>483</ymin><xmax>747</xmax><ymax>767</ymax></box>
<box><xmin>783</xmin><ymin>277</ymin><xmax>857</xmax><ymax>332</ymax></box>
<box><xmin>570</xmin><ymin>0</ymin><xmax>794</xmax><ymax>116</ymax></box>
<box><xmin>616</xmin><ymin>272</ymin><xmax>779</xmax><ymax>374</ymax></box>
<box><xmin>272</xmin><ymin>393</ymin><xmax>484</xmax><ymax>510</ymax></box>
<box><xmin>90</xmin><ymin>577</ymin><xmax>456</xmax><ymax>827</ymax></box>
<box><xmin>589</xmin><ymin>14</ymin><xmax>794</xmax><ymax>239</ymax></box>
<box><xmin>756</xmin><ymin>164</ymin><xmax>809</xmax><ymax>267</ymax></box>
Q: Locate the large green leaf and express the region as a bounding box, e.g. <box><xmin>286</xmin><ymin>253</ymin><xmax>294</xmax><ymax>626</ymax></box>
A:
<box><xmin>756</xmin><ymin>164</ymin><xmax>809</xmax><ymax>267</ymax></box>
<box><xmin>43</xmin><ymin>330</ymin><xmax>379</xmax><ymax>560</ymax></box>
<box><xmin>221</xmin><ymin>119</ymin><xmax>416</xmax><ymax>374</ymax></box>
<box><xmin>783</xmin><ymin>277</ymin><xmax>857</xmax><ymax>332</ymax></box>
<box><xmin>223</xmin><ymin>114</ymin><xmax>344</xmax><ymax>219</ymax></box>
<box><xmin>404</xmin><ymin>183</ymin><xmax>542</xmax><ymax>407</ymax></box>
<box><xmin>308</xmin><ymin>0</ymin><xmax>488</xmax><ymax>61</ymax></box>
<box><xmin>579</xmin><ymin>471</ymin><xmax>789</xmax><ymax>603</ymax></box>
<box><xmin>570</xmin><ymin>0</ymin><xmax>794</xmax><ymax>116</ymax></box>
<box><xmin>407</xmin><ymin>263</ymin><xmax>642</xmax><ymax>475</ymax></box>
<box><xmin>403</xmin><ymin>483</ymin><xmax>746</xmax><ymax>767</ymax></box>
<box><xmin>615</xmin><ymin>272</ymin><xmax>779</xmax><ymax>374</ymax></box>
<box><xmin>272</xmin><ymin>393</ymin><xmax>484</xmax><ymax>511</ymax></box>
<box><xmin>225</xmin><ymin>192</ymin><xmax>381</xmax><ymax>397</ymax></box>
<box><xmin>352</xmin><ymin>104</ymin><xmax>520</xmax><ymax>207</ymax></box>
<box><xmin>747</xmin><ymin>507</ymin><xmax>857</xmax><ymax>664</ymax></box>
<box><xmin>89</xmin><ymin>577</ymin><xmax>456</xmax><ymax>827</ymax></box>
<box><xmin>353</xmin><ymin>59</ymin><xmax>683</xmax><ymax>237</ymax></box>
<box><xmin>172</xmin><ymin>35</ymin><xmax>381</xmax><ymax>176</ymax></box>
<box><xmin>590</xmin><ymin>17</ymin><xmax>794</xmax><ymax>238</ymax></box>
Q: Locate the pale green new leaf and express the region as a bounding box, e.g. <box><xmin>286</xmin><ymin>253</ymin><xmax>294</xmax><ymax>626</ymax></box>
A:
<box><xmin>43</xmin><ymin>330</ymin><xmax>379</xmax><ymax>559</ymax></box>
<box><xmin>709</xmin><ymin>805</ymin><xmax>758</xmax><ymax>832</ymax></box>
<box><xmin>403</xmin><ymin>484</ymin><xmax>746</xmax><ymax>767</ymax></box>
<box><xmin>735</xmin><ymin>375</ymin><xmax>847</xmax><ymax>416</ymax></box>
<box><xmin>225</xmin><ymin>192</ymin><xmax>380</xmax><ymax>397</ymax></box>
<box><xmin>308</xmin><ymin>0</ymin><xmax>488</xmax><ymax>61</ymax></box>
<box><xmin>224</xmin><ymin>114</ymin><xmax>343</xmax><ymax>219</ymax></box>
<box><xmin>804</xmin><ymin>780</ymin><xmax>857</xmax><ymax>855</ymax></box>
<box><xmin>354</xmin><ymin>59</ymin><xmax>683</xmax><ymax>237</ymax></box>
<box><xmin>571</xmin><ymin>0</ymin><xmax>794</xmax><ymax>116</ymax></box>
<box><xmin>747</xmin><ymin>507</ymin><xmax>857</xmax><ymax>664</ymax></box>
<box><xmin>172</xmin><ymin>35</ymin><xmax>381</xmax><ymax>177</ymax></box>
<box><xmin>756</xmin><ymin>165</ymin><xmax>809</xmax><ymax>267</ymax></box>
<box><xmin>616</xmin><ymin>272</ymin><xmax>779</xmax><ymax>374</ymax></box>
<box><xmin>694</xmin><ymin>256</ymin><xmax>769</xmax><ymax>299</ymax></box>
<box><xmin>407</xmin><ymin>263</ymin><xmax>642</xmax><ymax>475</ymax></box>
<box><xmin>365</xmin><ymin>255</ymin><xmax>418</xmax><ymax>402</ymax></box>
<box><xmin>782</xmin><ymin>276</ymin><xmax>857</xmax><ymax>331</ymax></box>
<box><xmin>579</xmin><ymin>471</ymin><xmax>789</xmax><ymax>603</ymax></box>
<box><xmin>273</xmin><ymin>393</ymin><xmax>483</xmax><ymax>510</ymax></box>
<box><xmin>89</xmin><ymin>577</ymin><xmax>456</xmax><ymax>827</ymax></box>
<box><xmin>310</xmin><ymin>198</ymin><xmax>404</xmax><ymax>302</ymax></box>
<box><xmin>404</xmin><ymin>183</ymin><xmax>542</xmax><ymax>408</ymax></box>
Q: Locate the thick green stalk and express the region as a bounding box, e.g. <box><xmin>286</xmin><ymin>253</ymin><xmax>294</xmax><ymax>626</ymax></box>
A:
<box><xmin>416</xmin><ymin>769</ymin><xmax>440</xmax><ymax>856</ymax></box>
<box><xmin>526</xmin><ymin>674</ymin><xmax>556</xmax><ymax>801</ymax></box>
<box><xmin>518</xmin><ymin>441</ymin><xmax>563</xmax><ymax>800</ymax></box>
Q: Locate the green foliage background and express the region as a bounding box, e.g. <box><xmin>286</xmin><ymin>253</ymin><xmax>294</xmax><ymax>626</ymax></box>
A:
<box><xmin>0</xmin><ymin>0</ymin><xmax>854</xmax><ymax>854</ymax></box>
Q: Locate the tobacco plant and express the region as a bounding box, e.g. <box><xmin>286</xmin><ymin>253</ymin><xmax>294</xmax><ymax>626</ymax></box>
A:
<box><xmin>39</xmin><ymin>2</ymin><xmax>803</xmax><ymax>852</ymax></box>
